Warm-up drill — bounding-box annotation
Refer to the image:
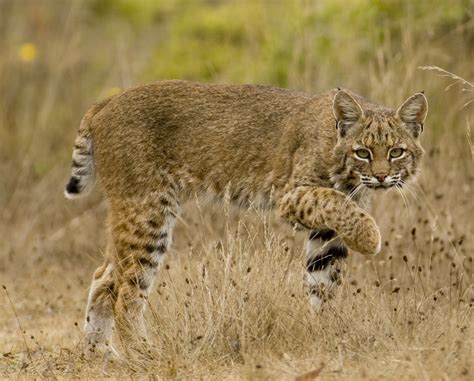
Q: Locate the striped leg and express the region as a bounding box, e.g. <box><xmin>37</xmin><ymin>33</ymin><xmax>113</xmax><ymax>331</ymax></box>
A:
<box><xmin>111</xmin><ymin>192</ymin><xmax>178</xmax><ymax>349</ymax></box>
<box><xmin>306</xmin><ymin>229</ymin><xmax>348</xmax><ymax>311</ymax></box>
<box><xmin>83</xmin><ymin>190</ymin><xmax>179</xmax><ymax>355</ymax></box>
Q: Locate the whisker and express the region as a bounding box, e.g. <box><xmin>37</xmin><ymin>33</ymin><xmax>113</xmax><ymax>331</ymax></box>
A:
<box><xmin>341</xmin><ymin>183</ymin><xmax>364</xmax><ymax>210</ymax></box>
<box><xmin>399</xmin><ymin>185</ymin><xmax>414</xmax><ymax>221</ymax></box>
<box><xmin>342</xmin><ymin>185</ymin><xmax>358</xmax><ymax>207</ymax></box>
<box><xmin>395</xmin><ymin>183</ymin><xmax>411</xmax><ymax>219</ymax></box>
<box><xmin>399</xmin><ymin>180</ymin><xmax>424</xmax><ymax>207</ymax></box>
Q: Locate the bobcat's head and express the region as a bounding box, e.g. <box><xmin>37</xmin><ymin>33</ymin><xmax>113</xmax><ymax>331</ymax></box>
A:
<box><xmin>331</xmin><ymin>90</ymin><xmax>428</xmax><ymax>192</ymax></box>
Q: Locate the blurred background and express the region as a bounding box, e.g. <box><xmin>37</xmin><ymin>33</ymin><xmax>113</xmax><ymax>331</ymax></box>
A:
<box><xmin>0</xmin><ymin>1</ymin><xmax>473</xmax><ymax>379</ymax></box>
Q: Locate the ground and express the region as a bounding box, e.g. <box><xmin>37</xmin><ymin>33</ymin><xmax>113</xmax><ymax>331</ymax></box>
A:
<box><xmin>1</xmin><ymin>173</ymin><xmax>472</xmax><ymax>379</ymax></box>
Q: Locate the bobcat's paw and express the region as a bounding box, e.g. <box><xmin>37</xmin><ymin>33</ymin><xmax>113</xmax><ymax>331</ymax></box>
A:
<box><xmin>344</xmin><ymin>210</ymin><xmax>381</xmax><ymax>256</ymax></box>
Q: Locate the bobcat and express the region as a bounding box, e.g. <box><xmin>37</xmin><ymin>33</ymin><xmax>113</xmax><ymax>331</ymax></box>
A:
<box><xmin>65</xmin><ymin>80</ymin><xmax>427</xmax><ymax>355</ymax></box>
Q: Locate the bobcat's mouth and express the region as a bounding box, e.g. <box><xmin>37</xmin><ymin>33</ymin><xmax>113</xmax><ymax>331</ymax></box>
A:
<box><xmin>360</xmin><ymin>174</ymin><xmax>402</xmax><ymax>190</ymax></box>
<box><xmin>364</xmin><ymin>183</ymin><xmax>396</xmax><ymax>190</ymax></box>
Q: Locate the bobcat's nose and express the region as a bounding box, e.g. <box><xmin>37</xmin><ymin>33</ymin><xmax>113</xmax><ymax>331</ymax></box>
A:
<box><xmin>375</xmin><ymin>174</ymin><xmax>387</xmax><ymax>183</ymax></box>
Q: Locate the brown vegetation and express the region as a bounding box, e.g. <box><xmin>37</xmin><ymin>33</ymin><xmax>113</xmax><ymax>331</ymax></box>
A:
<box><xmin>0</xmin><ymin>1</ymin><xmax>472</xmax><ymax>379</ymax></box>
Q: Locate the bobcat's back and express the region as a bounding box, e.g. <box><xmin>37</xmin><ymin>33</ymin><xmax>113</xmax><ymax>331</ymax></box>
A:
<box><xmin>80</xmin><ymin>80</ymin><xmax>337</xmax><ymax>204</ymax></box>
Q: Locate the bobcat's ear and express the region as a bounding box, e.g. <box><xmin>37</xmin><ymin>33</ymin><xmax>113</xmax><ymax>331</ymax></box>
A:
<box><xmin>333</xmin><ymin>90</ymin><xmax>364</xmax><ymax>137</ymax></box>
<box><xmin>396</xmin><ymin>92</ymin><xmax>428</xmax><ymax>137</ymax></box>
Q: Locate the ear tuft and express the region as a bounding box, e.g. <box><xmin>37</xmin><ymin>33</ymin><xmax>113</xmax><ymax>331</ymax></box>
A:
<box><xmin>396</xmin><ymin>92</ymin><xmax>428</xmax><ymax>137</ymax></box>
<box><xmin>333</xmin><ymin>90</ymin><xmax>364</xmax><ymax>137</ymax></box>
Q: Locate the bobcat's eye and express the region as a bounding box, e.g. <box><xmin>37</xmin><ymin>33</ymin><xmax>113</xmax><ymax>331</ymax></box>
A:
<box><xmin>355</xmin><ymin>149</ymin><xmax>371</xmax><ymax>160</ymax></box>
<box><xmin>389</xmin><ymin>148</ymin><xmax>404</xmax><ymax>159</ymax></box>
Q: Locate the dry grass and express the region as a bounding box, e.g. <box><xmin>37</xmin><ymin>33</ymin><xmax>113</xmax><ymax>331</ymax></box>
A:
<box><xmin>0</xmin><ymin>1</ymin><xmax>473</xmax><ymax>380</ymax></box>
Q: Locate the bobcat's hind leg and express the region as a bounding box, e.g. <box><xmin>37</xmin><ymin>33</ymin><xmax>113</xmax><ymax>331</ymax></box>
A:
<box><xmin>305</xmin><ymin>229</ymin><xmax>347</xmax><ymax>311</ymax></box>
<box><xmin>84</xmin><ymin>259</ymin><xmax>118</xmax><ymax>358</ymax></box>
<box><xmin>110</xmin><ymin>191</ymin><xmax>178</xmax><ymax>352</ymax></box>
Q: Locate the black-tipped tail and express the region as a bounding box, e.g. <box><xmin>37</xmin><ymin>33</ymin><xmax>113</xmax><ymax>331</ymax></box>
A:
<box><xmin>65</xmin><ymin>98</ymin><xmax>113</xmax><ymax>200</ymax></box>
<box><xmin>64</xmin><ymin>133</ymin><xmax>95</xmax><ymax>200</ymax></box>
<box><xmin>65</xmin><ymin>176</ymin><xmax>80</xmax><ymax>195</ymax></box>
<box><xmin>64</xmin><ymin>115</ymin><xmax>97</xmax><ymax>199</ymax></box>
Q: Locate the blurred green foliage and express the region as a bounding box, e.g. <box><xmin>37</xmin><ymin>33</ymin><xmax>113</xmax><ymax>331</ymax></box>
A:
<box><xmin>1</xmin><ymin>0</ymin><xmax>472</xmax><ymax>180</ymax></box>
<box><xmin>90</xmin><ymin>0</ymin><xmax>472</xmax><ymax>86</ymax></box>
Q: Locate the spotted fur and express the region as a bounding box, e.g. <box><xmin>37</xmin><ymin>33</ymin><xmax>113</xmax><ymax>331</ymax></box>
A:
<box><xmin>64</xmin><ymin>81</ymin><xmax>427</xmax><ymax>353</ymax></box>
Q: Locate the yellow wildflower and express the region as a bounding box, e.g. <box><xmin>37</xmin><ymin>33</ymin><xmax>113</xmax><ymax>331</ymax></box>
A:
<box><xmin>100</xmin><ymin>87</ymin><xmax>123</xmax><ymax>100</ymax></box>
<box><xmin>19</xmin><ymin>43</ymin><xmax>38</xmax><ymax>62</ymax></box>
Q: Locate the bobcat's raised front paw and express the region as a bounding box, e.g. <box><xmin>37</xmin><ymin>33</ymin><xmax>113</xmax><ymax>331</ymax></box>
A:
<box><xmin>343</xmin><ymin>210</ymin><xmax>381</xmax><ymax>255</ymax></box>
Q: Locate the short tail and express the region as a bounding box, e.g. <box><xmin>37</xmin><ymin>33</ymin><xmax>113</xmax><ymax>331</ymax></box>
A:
<box><xmin>64</xmin><ymin>99</ymin><xmax>110</xmax><ymax>199</ymax></box>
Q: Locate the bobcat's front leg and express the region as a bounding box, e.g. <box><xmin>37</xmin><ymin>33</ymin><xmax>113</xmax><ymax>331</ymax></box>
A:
<box><xmin>305</xmin><ymin>229</ymin><xmax>348</xmax><ymax>311</ymax></box>
<box><xmin>278</xmin><ymin>186</ymin><xmax>381</xmax><ymax>255</ymax></box>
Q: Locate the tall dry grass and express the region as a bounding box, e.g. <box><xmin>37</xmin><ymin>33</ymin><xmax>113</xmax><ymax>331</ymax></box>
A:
<box><xmin>0</xmin><ymin>1</ymin><xmax>473</xmax><ymax>379</ymax></box>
